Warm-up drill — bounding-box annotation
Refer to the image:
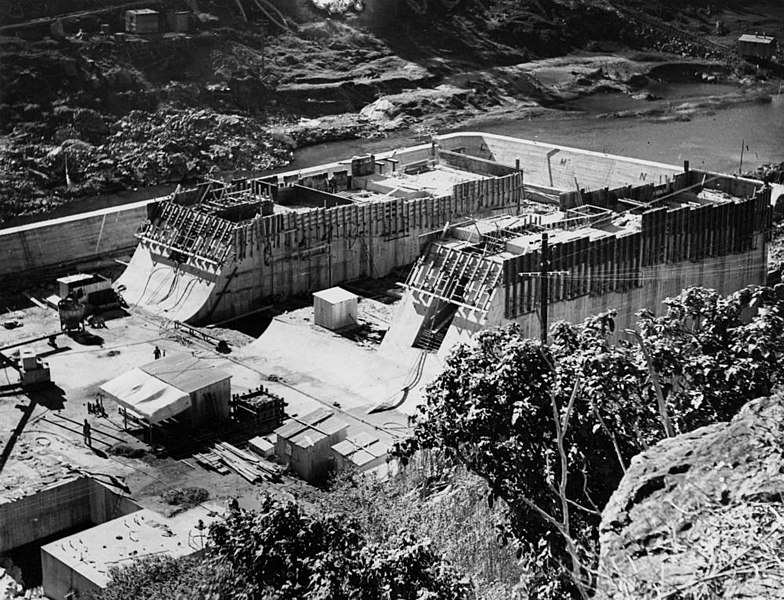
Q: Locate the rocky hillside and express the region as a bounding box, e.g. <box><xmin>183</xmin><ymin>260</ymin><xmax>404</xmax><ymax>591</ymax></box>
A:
<box><xmin>598</xmin><ymin>394</ymin><xmax>784</xmax><ymax>599</ymax></box>
<box><xmin>1</xmin><ymin>0</ymin><xmax>782</xmax><ymax>223</ymax></box>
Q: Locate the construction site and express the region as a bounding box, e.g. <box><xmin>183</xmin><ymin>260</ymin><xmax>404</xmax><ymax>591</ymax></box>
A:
<box><xmin>0</xmin><ymin>132</ymin><xmax>774</xmax><ymax>599</ymax></box>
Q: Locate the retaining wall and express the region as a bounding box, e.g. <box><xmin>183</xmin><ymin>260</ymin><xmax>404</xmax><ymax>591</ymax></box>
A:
<box><xmin>0</xmin><ymin>477</ymin><xmax>139</xmax><ymax>553</ymax></box>
<box><xmin>437</xmin><ymin>132</ymin><xmax>683</xmax><ymax>191</ymax></box>
<box><xmin>0</xmin><ymin>202</ymin><xmax>149</xmax><ymax>283</ymax></box>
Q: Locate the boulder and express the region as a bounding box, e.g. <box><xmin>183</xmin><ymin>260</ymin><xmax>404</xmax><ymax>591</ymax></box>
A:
<box><xmin>598</xmin><ymin>395</ymin><xmax>784</xmax><ymax>599</ymax></box>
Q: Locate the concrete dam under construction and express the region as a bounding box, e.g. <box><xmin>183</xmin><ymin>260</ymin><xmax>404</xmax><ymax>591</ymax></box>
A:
<box><xmin>3</xmin><ymin>132</ymin><xmax>772</xmax><ymax>340</ymax></box>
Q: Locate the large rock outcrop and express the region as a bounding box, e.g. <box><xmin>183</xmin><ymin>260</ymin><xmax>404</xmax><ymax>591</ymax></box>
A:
<box><xmin>598</xmin><ymin>395</ymin><xmax>784</xmax><ymax>599</ymax></box>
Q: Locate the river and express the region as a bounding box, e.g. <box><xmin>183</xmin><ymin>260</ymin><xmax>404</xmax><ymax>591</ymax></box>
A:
<box><xmin>5</xmin><ymin>81</ymin><xmax>781</xmax><ymax>230</ymax></box>
<box><xmin>290</xmin><ymin>81</ymin><xmax>784</xmax><ymax>176</ymax></box>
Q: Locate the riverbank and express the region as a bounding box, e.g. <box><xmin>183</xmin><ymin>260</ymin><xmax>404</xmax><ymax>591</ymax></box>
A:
<box><xmin>2</xmin><ymin>0</ymin><xmax>783</xmax><ymax>225</ymax></box>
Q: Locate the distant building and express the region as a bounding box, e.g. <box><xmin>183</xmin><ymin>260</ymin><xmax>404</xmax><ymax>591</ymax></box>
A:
<box><xmin>274</xmin><ymin>408</ymin><xmax>348</xmax><ymax>482</ymax></box>
<box><xmin>738</xmin><ymin>34</ymin><xmax>776</xmax><ymax>60</ymax></box>
<box><xmin>125</xmin><ymin>9</ymin><xmax>160</xmax><ymax>34</ymax></box>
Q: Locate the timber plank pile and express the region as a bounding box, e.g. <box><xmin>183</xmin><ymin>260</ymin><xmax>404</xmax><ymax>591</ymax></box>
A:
<box><xmin>193</xmin><ymin>441</ymin><xmax>282</xmax><ymax>483</ymax></box>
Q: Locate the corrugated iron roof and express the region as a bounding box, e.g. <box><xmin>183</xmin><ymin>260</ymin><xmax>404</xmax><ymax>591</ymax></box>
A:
<box><xmin>140</xmin><ymin>354</ymin><xmax>230</xmax><ymax>394</ymax></box>
<box><xmin>275</xmin><ymin>408</ymin><xmax>348</xmax><ymax>449</ymax></box>
<box><xmin>333</xmin><ymin>431</ymin><xmax>389</xmax><ymax>468</ymax></box>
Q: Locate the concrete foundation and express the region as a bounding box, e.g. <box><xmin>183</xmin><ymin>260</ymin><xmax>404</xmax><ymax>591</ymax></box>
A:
<box><xmin>0</xmin><ymin>477</ymin><xmax>140</xmax><ymax>554</ymax></box>
<box><xmin>41</xmin><ymin>506</ymin><xmax>218</xmax><ymax>600</ymax></box>
<box><xmin>382</xmin><ymin>168</ymin><xmax>772</xmax><ymax>360</ymax></box>
<box><xmin>0</xmin><ymin>133</ymin><xmax>684</xmax><ymax>295</ymax></box>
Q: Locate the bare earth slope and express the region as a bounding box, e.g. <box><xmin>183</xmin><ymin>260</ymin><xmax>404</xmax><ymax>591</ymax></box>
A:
<box><xmin>1</xmin><ymin>0</ymin><xmax>783</xmax><ymax>223</ymax></box>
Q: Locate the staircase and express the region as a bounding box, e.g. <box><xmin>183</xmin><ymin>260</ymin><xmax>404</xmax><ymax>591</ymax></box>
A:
<box><xmin>412</xmin><ymin>304</ymin><xmax>457</xmax><ymax>352</ymax></box>
<box><xmin>413</xmin><ymin>326</ymin><xmax>448</xmax><ymax>352</ymax></box>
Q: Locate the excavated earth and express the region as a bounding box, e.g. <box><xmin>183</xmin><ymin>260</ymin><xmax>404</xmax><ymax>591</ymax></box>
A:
<box><xmin>1</xmin><ymin>0</ymin><xmax>784</xmax><ymax>224</ymax></box>
<box><xmin>598</xmin><ymin>394</ymin><xmax>784</xmax><ymax>599</ymax></box>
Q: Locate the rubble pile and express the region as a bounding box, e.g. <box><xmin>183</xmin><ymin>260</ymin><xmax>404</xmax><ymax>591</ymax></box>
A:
<box><xmin>0</xmin><ymin>108</ymin><xmax>293</xmax><ymax>224</ymax></box>
<box><xmin>103</xmin><ymin>108</ymin><xmax>293</xmax><ymax>183</ymax></box>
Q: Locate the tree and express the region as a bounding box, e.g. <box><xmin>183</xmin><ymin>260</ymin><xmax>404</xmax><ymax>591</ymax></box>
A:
<box><xmin>98</xmin><ymin>497</ymin><xmax>472</xmax><ymax>600</ymax></box>
<box><xmin>637</xmin><ymin>286</ymin><xmax>784</xmax><ymax>432</ymax></box>
<box><xmin>395</xmin><ymin>322</ymin><xmax>634</xmax><ymax>599</ymax></box>
<box><xmin>395</xmin><ymin>286</ymin><xmax>784</xmax><ymax>598</ymax></box>
<box><xmin>94</xmin><ymin>555</ymin><xmax>208</xmax><ymax>600</ymax></box>
<box><xmin>205</xmin><ymin>495</ymin><xmax>473</xmax><ymax>600</ymax></box>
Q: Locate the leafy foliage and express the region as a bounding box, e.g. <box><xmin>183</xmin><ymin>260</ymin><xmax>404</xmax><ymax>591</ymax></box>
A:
<box><xmin>638</xmin><ymin>286</ymin><xmax>784</xmax><ymax>432</ymax></box>
<box><xmin>395</xmin><ymin>285</ymin><xmax>784</xmax><ymax>598</ymax></box>
<box><xmin>94</xmin><ymin>555</ymin><xmax>209</xmax><ymax>600</ymax></box>
<box><xmin>205</xmin><ymin>495</ymin><xmax>474</xmax><ymax>600</ymax></box>
<box><xmin>99</xmin><ymin>495</ymin><xmax>472</xmax><ymax>600</ymax></box>
<box><xmin>315</xmin><ymin>455</ymin><xmax>526</xmax><ymax>599</ymax></box>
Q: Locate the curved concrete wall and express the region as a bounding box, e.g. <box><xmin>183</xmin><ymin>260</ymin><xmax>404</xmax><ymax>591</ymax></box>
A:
<box><xmin>436</xmin><ymin>132</ymin><xmax>682</xmax><ymax>191</ymax></box>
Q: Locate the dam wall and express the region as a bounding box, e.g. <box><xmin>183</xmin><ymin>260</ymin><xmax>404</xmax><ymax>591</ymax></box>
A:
<box><xmin>207</xmin><ymin>172</ymin><xmax>526</xmax><ymax>320</ymax></box>
<box><xmin>0</xmin><ymin>201</ymin><xmax>150</xmax><ymax>283</ymax></box>
<box><xmin>0</xmin><ymin>133</ymin><xmax>684</xmax><ymax>288</ymax></box>
<box><xmin>437</xmin><ymin>132</ymin><xmax>683</xmax><ymax>191</ymax></box>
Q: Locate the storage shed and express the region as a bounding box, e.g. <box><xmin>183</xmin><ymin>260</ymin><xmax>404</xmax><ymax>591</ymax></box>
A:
<box><xmin>274</xmin><ymin>408</ymin><xmax>348</xmax><ymax>482</ymax></box>
<box><xmin>332</xmin><ymin>431</ymin><xmax>389</xmax><ymax>473</ymax></box>
<box><xmin>738</xmin><ymin>34</ymin><xmax>776</xmax><ymax>59</ymax></box>
<box><xmin>313</xmin><ymin>287</ymin><xmax>358</xmax><ymax>331</ymax></box>
<box><xmin>125</xmin><ymin>9</ymin><xmax>160</xmax><ymax>34</ymax></box>
<box><xmin>166</xmin><ymin>11</ymin><xmax>191</xmax><ymax>32</ymax></box>
<box><xmin>100</xmin><ymin>354</ymin><xmax>231</xmax><ymax>430</ymax></box>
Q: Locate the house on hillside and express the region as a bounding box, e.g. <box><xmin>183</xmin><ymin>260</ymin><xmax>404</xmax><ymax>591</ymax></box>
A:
<box><xmin>738</xmin><ymin>34</ymin><xmax>776</xmax><ymax>60</ymax></box>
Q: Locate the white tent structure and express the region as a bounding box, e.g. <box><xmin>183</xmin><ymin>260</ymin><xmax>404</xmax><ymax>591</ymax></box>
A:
<box><xmin>100</xmin><ymin>369</ymin><xmax>190</xmax><ymax>424</ymax></box>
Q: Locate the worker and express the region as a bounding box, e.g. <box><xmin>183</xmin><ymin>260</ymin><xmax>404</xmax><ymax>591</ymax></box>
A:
<box><xmin>48</xmin><ymin>335</ymin><xmax>58</xmax><ymax>349</ymax></box>
<box><xmin>153</xmin><ymin>346</ymin><xmax>162</xmax><ymax>360</ymax></box>
<box><xmin>82</xmin><ymin>419</ymin><xmax>92</xmax><ymax>447</ymax></box>
<box><xmin>96</xmin><ymin>393</ymin><xmax>106</xmax><ymax>418</ymax></box>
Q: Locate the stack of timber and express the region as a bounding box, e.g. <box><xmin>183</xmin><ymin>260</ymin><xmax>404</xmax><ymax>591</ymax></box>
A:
<box><xmin>196</xmin><ymin>441</ymin><xmax>282</xmax><ymax>483</ymax></box>
<box><xmin>192</xmin><ymin>451</ymin><xmax>230</xmax><ymax>474</ymax></box>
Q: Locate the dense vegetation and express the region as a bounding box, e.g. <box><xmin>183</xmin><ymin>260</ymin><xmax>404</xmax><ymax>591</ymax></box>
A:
<box><xmin>395</xmin><ymin>285</ymin><xmax>784</xmax><ymax>597</ymax></box>
<box><xmin>97</xmin><ymin>495</ymin><xmax>473</xmax><ymax>600</ymax></box>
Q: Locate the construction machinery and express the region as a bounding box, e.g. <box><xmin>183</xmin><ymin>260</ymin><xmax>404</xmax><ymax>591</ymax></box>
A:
<box><xmin>56</xmin><ymin>273</ymin><xmax>122</xmax><ymax>331</ymax></box>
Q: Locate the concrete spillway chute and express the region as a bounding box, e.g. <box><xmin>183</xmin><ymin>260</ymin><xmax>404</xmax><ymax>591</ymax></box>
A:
<box><xmin>115</xmin><ymin>247</ymin><xmax>220</xmax><ymax>323</ymax></box>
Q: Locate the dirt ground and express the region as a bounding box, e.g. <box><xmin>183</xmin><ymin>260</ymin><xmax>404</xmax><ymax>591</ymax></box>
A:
<box><xmin>2</xmin><ymin>0</ymin><xmax>783</xmax><ymax>224</ymax></box>
<box><xmin>0</xmin><ymin>288</ymin><xmax>411</xmax><ymax>527</ymax></box>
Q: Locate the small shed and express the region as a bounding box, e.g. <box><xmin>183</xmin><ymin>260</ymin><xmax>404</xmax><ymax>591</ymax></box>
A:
<box><xmin>313</xmin><ymin>287</ymin><xmax>358</xmax><ymax>331</ymax></box>
<box><xmin>125</xmin><ymin>9</ymin><xmax>160</xmax><ymax>34</ymax></box>
<box><xmin>332</xmin><ymin>431</ymin><xmax>389</xmax><ymax>473</ymax></box>
<box><xmin>57</xmin><ymin>273</ymin><xmax>112</xmax><ymax>303</ymax></box>
<box><xmin>274</xmin><ymin>408</ymin><xmax>348</xmax><ymax>482</ymax></box>
<box><xmin>738</xmin><ymin>34</ymin><xmax>776</xmax><ymax>60</ymax></box>
<box><xmin>100</xmin><ymin>354</ymin><xmax>231</xmax><ymax>429</ymax></box>
<box><xmin>166</xmin><ymin>11</ymin><xmax>190</xmax><ymax>32</ymax></box>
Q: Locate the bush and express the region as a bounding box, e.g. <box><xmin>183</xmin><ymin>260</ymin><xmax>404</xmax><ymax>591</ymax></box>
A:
<box><xmin>160</xmin><ymin>486</ymin><xmax>209</xmax><ymax>508</ymax></box>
